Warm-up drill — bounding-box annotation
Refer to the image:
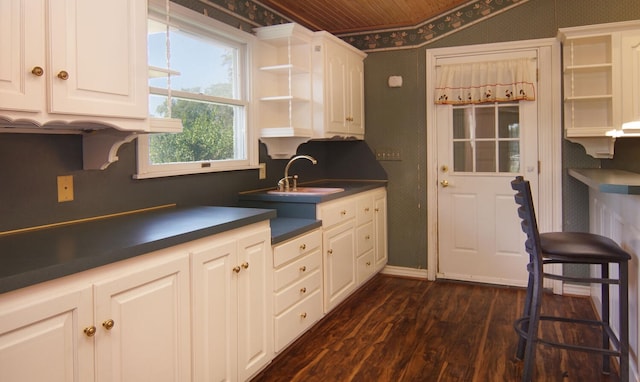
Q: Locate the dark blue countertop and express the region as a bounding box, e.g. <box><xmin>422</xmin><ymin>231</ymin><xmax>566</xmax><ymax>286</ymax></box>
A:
<box><xmin>239</xmin><ymin>179</ymin><xmax>387</xmax><ymax>204</ymax></box>
<box><xmin>0</xmin><ymin>206</ymin><xmax>276</xmax><ymax>294</ymax></box>
<box><xmin>569</xmin><ymin>168</ymin><xmax>640</xmax><ymax>195</ymax></box>
<box><xmin>270</xmin><ymin>217</ymin><xmax>322</xmax><ymax>245</ymax></box>
<box><xmin>238</xmin><ymin>179</ymin><xmax>387</xmax><ymax>220</ymax></box>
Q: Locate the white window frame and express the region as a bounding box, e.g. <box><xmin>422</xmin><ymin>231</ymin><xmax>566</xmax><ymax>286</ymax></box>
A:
<box><xmin>135</xmin><ymin>0</ymin><xmax>259</xmax><ymax>179</ymax></box>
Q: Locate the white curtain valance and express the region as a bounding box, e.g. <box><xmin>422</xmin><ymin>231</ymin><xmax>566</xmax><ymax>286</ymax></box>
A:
<box><xmin>435</xmin><ymin>58</ymin><xmax>536</xmax><ymax>105</ymax></box>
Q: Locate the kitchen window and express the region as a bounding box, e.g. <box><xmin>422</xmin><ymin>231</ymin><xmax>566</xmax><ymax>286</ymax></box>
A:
<box><xmin>136</xmin><ymin>0</ymin><xmax>257</xmax><ymax>178</ymax></box>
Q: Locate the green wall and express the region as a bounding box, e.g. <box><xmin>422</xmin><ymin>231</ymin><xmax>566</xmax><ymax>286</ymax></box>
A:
<box><xmin>363</xmin><ymin>0</ymin><xmax>640</xmax><ymax>268</ymax></box>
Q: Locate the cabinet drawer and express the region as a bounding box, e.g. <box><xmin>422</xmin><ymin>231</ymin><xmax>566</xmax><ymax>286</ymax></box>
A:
<box><xmin>274</xmin><ymin>270</ymin><xmax>321</xmax><ymax>315</ymax></box>
<box><xmin>273</xmin><ymin>250</ymin><xmax>322</xmax><ymax>291</ymax></box>
<box><xmin>356</xmin><ymin>250</ymin><xmax>375</xmax><ymax>284</ymax></box>
<box><xmin>319</xmin><ymin>199</ymin><xmax>356</xmax><ymax>228</ymax></box>
<box><xmin>356</xmin><ymin>221</ymin><xmax>374</xmax><ymax>255</ymax></box>
<box><xmin>356</xmin><ymin>194</ymin><xmax>374</xmax><ymax>224</ymax></box>
<box><xmin>273</xmin><ymin>229</ymin><xmax>321</xmax><ymax>268</ymax></box>
<box><xmin>274</xmin><ymin>289</ymin><xmax>323</xmax><ymax>352</ymax></box>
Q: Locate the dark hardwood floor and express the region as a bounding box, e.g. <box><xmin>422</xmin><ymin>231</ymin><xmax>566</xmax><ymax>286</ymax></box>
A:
<box><xmin>252</xmin><ymin>274</ymin><xmax>621</xmax><ymax>381</ymax></box>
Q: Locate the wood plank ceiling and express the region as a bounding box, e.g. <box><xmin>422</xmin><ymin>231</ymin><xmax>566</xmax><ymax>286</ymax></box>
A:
<box><xmin>256</xmin><ymin>0</ymin><xmax>469</xmax><ymax>35</ymax></box>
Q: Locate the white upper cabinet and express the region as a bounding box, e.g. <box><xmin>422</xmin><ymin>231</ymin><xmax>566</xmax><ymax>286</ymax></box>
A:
<box><xmin>0</xmin><ymin>0</ymin><xmax>149</xmax><ymax>131</ymax></box>
<box><xmin>313</xmin><ymin>32</ymin><xmax>367</xmax><ymax>139</ymax></box>
<box><xmin>621</xmin><ymin>30</ymin><xmax>640</xmax><ymax>134</ymax></box>
<box><xmin>254</xmin><ymin>23</ymin><xmax>367</xmax><ymax>158</ymax></box>
<box><xmin>558</xmin><ymin>20</ymin><xmax>640</xmax><ymax>158</ymax></box>
<box><xmin>254</xmin><ymin>23</ymin><xmax>314</xmax><ymax>139</ymax></box>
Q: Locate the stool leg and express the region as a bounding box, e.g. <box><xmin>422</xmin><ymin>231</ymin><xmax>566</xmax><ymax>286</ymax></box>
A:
<box><xmin>516</xmin><ymin>271</ymin><xmax>534</xmax><ymax>360</ymax></box>
<box><xmin>522</xmin><ymin>270</ymin><xmax>542</xmax><ymax>382</ymax></box>
<box><xmin>619</xmin><ymin>261</ymin><xmax>629</xmax><ymax>382</ymax></box>
<box><xmin>601</xmin><ymin>264</ymin><xmax>610</xmax><ymax>374</ymax></box>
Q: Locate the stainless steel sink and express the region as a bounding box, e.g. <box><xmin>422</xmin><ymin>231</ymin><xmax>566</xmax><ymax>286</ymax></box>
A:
<box><xmin>267</xmin><ymin>187</ymin><xmax>344</xmax><ymax>196</ymax></box>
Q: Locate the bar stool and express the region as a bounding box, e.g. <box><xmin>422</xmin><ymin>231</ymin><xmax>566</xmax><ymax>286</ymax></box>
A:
<box><xmin>510</xmin><ymin>176</ymin><xmax>630</xmax><ymax>382</ymax></box>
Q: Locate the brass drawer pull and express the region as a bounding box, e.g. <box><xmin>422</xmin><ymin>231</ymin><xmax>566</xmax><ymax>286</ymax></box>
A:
<box><xmin>102</xmin><ymin>319</ymin><xmax>115</xmax><ymax>330</ymax></box>
<box><xmin>84</xmin><ymin>326</ymin><xmax>96</xmax><ymax>337</ymax></box>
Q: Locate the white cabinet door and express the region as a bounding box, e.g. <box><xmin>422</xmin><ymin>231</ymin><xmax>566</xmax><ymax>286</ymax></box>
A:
<box><xmin>347</xmin><ymin>53</ymin><xmax>365</xmax><ymax>136</ymax></box>
<box><xmin>325</xmin><ymin>41</ymin><xmax>348</xmax><ymax>135</ymax></box>
<box><xmin>621</xmin><ymin>31</ymin><xmax>640</xmax><ymax>127</ymax></box>
<box><xmin>191</xmin><ymin>223</ymin><xmax>272</xmax><ymax>382</ymax></box>
<box><xmin>47</xmin><ymin>0</ymin><xmax>147</xmax><ymax>118</ymax></box>
<box><xmin>314</xmin><ymin>33</ymin><xmax>366</xmax><ymax>139</ymax></box>
<box><xmin>191</xmin><ymin>239</ymin><xmax>238</xmax><ymax>382</ymax></box>
<box><xmin>237</xmin><ymin>228</ymin><xmax>272</xmax><ymax>382</ymax></box>
<box><xmin>0</xmin><ymin>0</ymin><xmax>45</xmax><ymax>112</ymax></box>
<box><xmin>323</xmin><ymin>220</ymin><xmax>356</xmax><ymax>312</ymax></box>
<box><xmin>0</xmin><ymin>284</ymin><xmax>94</xmax><ymax>382</ymax></box>
<box><xmin>94</xmin><ymin>254</ymin><xmax>191</xmax><ymax>382</ymax></box>
<box><xmin>373</xmin><ymin>190</ymin><xmax>388</xmax><ymax>270</ymax></box>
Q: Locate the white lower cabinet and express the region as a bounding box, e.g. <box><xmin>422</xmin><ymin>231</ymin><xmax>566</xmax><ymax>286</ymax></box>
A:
<box><xmin>190</xmin><ymin>222</ymin><xmax>272</xmax><ymax>382</ymax></box>
<box><xmin>0</xmin><ymin>221</ymin><xmax>273</xmax><ymax>382</ymax></box>
<box><xmin>93</xmin><ymin>253</ymin><xmax>192</xmax><ymax>382</ymax></box>
<box><xmin>0</xmin><ymin>248</ymin><xmax>191</xmax><ymax>382</ymax></box>
<box><xmin>272</xmin><ymin>228</ymin><xmax>323</xmax><ymax>352</ymax></box>
<box><xmin>0</xmin><ymin>283</ymin><xmax>94</xmax><ymax>382</ymax></box>
<box><xmin>317</xmin><ymin>187</ymin><xmax>387</xmax><ymax>313</ymax></box>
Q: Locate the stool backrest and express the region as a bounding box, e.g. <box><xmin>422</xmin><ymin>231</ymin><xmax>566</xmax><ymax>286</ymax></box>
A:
<box><xmin>511</xmin><ymin>176</ymin><xmax>542</xmax><ymax>270</ymax></box>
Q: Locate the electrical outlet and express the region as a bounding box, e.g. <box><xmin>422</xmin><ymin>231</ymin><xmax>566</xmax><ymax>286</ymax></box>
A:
<box><xmin>258</xmin><ymin>163</ymin><xmax>266</xmax><ymax>179</ymax></box>
<box><xmin>57</xmin><ymin>175</ymin><xmax>74</xmax><ymax>202</ymax></box>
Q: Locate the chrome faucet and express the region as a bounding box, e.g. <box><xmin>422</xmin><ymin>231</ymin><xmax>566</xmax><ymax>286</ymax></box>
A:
<box><xmin>277</xmin><ymin>155</ymin><xmax>317</xmax><ymax>191</ymax></box>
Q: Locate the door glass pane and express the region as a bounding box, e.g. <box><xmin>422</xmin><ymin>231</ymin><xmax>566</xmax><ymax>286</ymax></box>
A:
<box><xmin>453</xmin><ymin>107</ymin><xmax>471</xmax><ymax>139</ymax></box>
<box><xmin>475</xmin><ymin>107</ymin><xmax>495</xmax><ymax>138</ymax></box>
<box><xmin>476</xmin><ymin>141</ymin><xmax>495</xmax><ymax>172</ymax></box>
<box><xmin>498</xmin><ymin>106</ymin><xmax>519</xmax><ymax>138</ymax></box>
<box><xmin>453</xmin><ymin>142</ymin><xmax>473</xmax><ymax>172</ymax></box>
<box><xmin>499</xmin><ymin>141</ymin><xmax>520</xmax><ymax>172</ymax></box>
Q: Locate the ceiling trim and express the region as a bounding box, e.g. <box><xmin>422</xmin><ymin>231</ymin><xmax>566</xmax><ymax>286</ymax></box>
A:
<box><xmin>173</xmin><ymin>0</ymin><xmax>530</xmax><ymax>52</ymax></box>
<box><xmin>340</xmin><ymin>0</ymin><xmax>530</xmax><ymax>52</ymax></box>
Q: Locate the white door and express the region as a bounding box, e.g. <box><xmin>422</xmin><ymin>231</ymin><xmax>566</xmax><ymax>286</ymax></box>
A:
<box><xmin>94</xmin><ymin>255</ymin><xmax>191</xmax><ymax>382</ymax></box>
<box><xmin>436</xmin><ymin>99</ymin><xmax>538</xmax><ymax>286</ymax></box>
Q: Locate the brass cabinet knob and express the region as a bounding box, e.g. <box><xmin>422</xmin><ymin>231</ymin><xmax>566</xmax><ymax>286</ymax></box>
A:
<box><xmin>375</xmin><ymin>208</ymin><xmax>380</xmax><ymax>212</ymax></box>
<box><xmin>232</xmin><ymin>266</ymin><xmax>241</xmax><ymax>273</ymax></box>
<box><xmin>102</xmin><ymin>319</ymin><xmax>115</xmax><ymax>330</ymax></box>
<box><xmin>299</xmin><ymin>243</ymin><xmax>306</xmax><ymax>251</ymax></box>
<box><xmin>340</xmin><ymin>210</ymin><xmax>346</xmax><ymax>216</ymax></box>
<box><xmin>299</xmin><ymin>265</ymin><xmax>306</xmax><ymax>272</ymax></box>
<box><xmin>366</xmin><ymin>261</ymin><xmax>371</xmax><ymax>266</ymax></box>
<box><xmin>327</xmin><ymin>249</ymin><xmax>333</xmax><ymax>255</ymax></box>
<box><xmin>57</xmin><ymin>70</ymin><xmax>69</xmax><ymax>80</ymax></box>
<box><xmin>440</xmin><ymin>180</ymin><xmax>449</xmax><ymax>188</ymax></box>
<box><xmin>31</xmin><ymin>66</ymin><xmax>44</xmax><ymax>76</ymax></box>
<box><xmin>300</xmin><ymin>287</ymin><xmax>307</xmax><ymax>294</ymax></box>
<box><xmin>241</xmin><ymin>262</ymin><xmax>249</xmax><ymax>269</ymax></box>
<box><xmin>365</xmin><ymin>235</ymin><xmax>371</xmax><ymax>240</ymax></box>
<box><xmin>83</xmin><ymin>326</ymin><xmax>97</xmax><ymax>337</ymax></box>
<box><xmin>300</xmin><ymin>312</ymin><xmax>307</xmax><ymax>319</ymax></box>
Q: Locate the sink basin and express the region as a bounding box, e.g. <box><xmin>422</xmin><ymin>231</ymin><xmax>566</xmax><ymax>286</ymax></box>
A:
<box><xmin>267</xmin><ymin>187</ymin><xmax>345</xmax><ymax>196</ymax></box>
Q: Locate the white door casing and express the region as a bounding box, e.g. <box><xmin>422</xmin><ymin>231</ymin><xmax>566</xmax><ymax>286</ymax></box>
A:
<box><xmin>426</xmin><ymin>39</ymin><xmax>563</xmax><ymax>290</ymax></box>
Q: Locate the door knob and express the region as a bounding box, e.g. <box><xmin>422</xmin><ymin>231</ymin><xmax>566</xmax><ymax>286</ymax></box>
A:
<box><xmin>31</xmin><ymin>66</ymin><xmax>44</xmax><ymax>76</ymax></box>
<box><xmin>440</xmin><ymin>180</ymin><xmax>449</xmax><ymax>187</ymax></box>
